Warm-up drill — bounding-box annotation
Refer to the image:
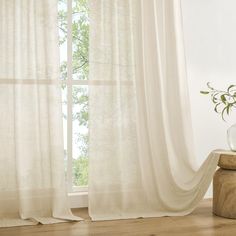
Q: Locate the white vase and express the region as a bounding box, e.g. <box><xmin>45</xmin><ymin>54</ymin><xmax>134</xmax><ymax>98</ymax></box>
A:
<box><xmin>227</xmin><ymin>124</ymin><xmax>236</xmax><ymax>151</ymax></box>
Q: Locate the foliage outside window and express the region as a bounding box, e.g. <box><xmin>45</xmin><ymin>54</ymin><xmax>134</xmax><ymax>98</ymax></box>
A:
<box><xmin>58</xmin><ymin>0</ymin><xmax>89</xmax><ymax>188</ymax></box>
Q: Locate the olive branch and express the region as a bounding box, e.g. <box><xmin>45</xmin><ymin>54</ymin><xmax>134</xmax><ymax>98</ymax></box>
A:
<box><xmin>200</xmin><ymin>82</ymin><xmax>236</xmax><ymax>121</ymax></box>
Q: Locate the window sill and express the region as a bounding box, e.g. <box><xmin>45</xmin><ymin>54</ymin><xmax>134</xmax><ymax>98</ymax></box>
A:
<box><xmin>68</xmin><ymin>191</ymin><xmax>88</xmax><ymax>208</ymax></box>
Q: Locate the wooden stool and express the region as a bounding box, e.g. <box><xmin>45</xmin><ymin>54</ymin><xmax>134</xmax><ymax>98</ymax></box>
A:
<box><xmin>213</xmin><ymin>154</ymin><xmax>236</xmax><ymax>218</ymax></box>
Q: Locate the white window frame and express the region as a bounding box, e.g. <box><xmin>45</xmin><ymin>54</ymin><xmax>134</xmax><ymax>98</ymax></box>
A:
<box><xmin>62</xmin><ymin>0</ymin><xmax>88</xmax><ymax>208</ymax></box>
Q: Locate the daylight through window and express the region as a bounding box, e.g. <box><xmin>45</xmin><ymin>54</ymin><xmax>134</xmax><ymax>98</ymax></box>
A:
<box><xmin>58</xmin><ymin>0</ymin><xmax>89</xmax><ymax>192</ymax></box>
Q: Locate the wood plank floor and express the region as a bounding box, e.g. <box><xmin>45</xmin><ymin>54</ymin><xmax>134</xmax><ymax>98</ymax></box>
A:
<box><xmin>1</xmin><ymin>199</ymin><xmax>236</xmax><ymax>236</ymax></box>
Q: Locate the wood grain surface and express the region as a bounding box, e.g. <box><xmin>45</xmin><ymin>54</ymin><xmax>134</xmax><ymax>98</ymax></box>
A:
<box><xmin>1</xmin><ymin>199</ymin><xmax>236</xmax><ymax>236</ymax></box>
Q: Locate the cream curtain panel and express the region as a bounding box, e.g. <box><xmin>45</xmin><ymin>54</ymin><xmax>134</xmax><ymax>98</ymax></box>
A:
<box><xmin>89</xmin><ymin>0</ymin><xmax>220</xmax><ymax>220</ymax></box>
<box><xmin>0</xmin><ymin>0</ymin><xmax>80</xmax><ymax>227</ymax></box>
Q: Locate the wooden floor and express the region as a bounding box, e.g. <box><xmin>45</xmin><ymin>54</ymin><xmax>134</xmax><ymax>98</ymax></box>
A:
<box><xmin>1</xmin><ymin>199</ymin><xmax>236</xmax><ymax>236</ymax></box>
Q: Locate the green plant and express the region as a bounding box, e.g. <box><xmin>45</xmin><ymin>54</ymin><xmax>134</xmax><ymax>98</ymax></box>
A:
<box><xmin>200</xmin><ymin>82</ymin><xmax>236</xmax><ymax>121</ymax></box>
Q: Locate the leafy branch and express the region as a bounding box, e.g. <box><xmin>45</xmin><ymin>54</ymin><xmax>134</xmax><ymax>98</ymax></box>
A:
<box><xmin>59</xmin><ymin>0</ymin><xmax>89</xmax><ymax>186</ymax></box>
<box><xmin>200</xmin><ymin>82</ymin><xmax>236</xmax><ymax>121</ymax></box>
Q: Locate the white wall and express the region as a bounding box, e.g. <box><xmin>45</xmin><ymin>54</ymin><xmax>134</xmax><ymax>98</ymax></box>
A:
<box><xmin>181</xmin><ymin>0</ymin><xmax>236</xmax><ymax>196</ymax></box>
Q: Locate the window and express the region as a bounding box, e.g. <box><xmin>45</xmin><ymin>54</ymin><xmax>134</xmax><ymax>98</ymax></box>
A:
<box><xmin>58</xmin><ymin>0</ymin><xmax>89</xmax><ymax>193</ymax></box>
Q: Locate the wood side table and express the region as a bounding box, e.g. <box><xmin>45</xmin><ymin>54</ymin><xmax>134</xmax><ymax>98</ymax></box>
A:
<box><xmin>213</xmin><ymin>153</ymin><xmax>236</xmax><ymax>218</ymax></box>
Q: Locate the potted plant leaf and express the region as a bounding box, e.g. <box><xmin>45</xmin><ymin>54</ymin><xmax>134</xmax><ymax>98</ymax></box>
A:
<box><xmin>201</xmin><ymin>82</ymin><xmax>236</xmax><ymax>151</ymax></box>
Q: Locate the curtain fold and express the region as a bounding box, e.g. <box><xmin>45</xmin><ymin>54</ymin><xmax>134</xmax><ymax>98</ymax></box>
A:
<box><xmin>0</xmin><ymin>0</ymin><xmax>81</xmax><ymax>227</ymax></box>
<box><xmin>88</xmin><ymin>0</ymin><xmax>220</xmax><ymax>220</ymax></box>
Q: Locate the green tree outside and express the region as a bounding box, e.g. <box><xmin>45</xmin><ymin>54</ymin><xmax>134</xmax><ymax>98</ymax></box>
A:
<box><xmin>58</xmin><ymin>0</ymin><xmax>89</xmax><ymax>187</ymax></box>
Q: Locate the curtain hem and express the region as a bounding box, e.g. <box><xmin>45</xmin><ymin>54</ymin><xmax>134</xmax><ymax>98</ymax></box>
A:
<box><xmin>0</xmin><ymin>215</ymin><xmax>83</xmax><ymax>228</ymax></box>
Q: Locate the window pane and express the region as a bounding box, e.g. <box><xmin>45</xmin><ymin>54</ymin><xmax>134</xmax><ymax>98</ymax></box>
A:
<box><xmin>58</xmin><ymin>0</ymin><xmax>89</xmax><ymax>192</ymax></box>
<box><xmin>72</xmin><ymin>0</ymin><xmax>89</xmax><ymax>80</ymax></box>
<box><xmin>61</xmin><ymin>85</ymin><xmax>68</xmax><ymax>179</ymax></box>
<box><xmin>72</xmin><ymin>85</ymin><xmax>89</xmax><ymax>187</ymax></box>
<box><xmin>58</xmin><ymin>0</ymin><xmax>67</xmax><ymax>80</ymax></box>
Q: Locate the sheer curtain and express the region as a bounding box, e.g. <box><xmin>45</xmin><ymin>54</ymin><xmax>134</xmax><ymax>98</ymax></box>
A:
<box><xmin>88</xmin><ymin>0</ymin><xmax>220</xmax><ymax>220</ymax></box>
<box><xmin>0</xmin><ymin>0</ymin><xmax>80</xmax><ymax>227</ymax></box>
